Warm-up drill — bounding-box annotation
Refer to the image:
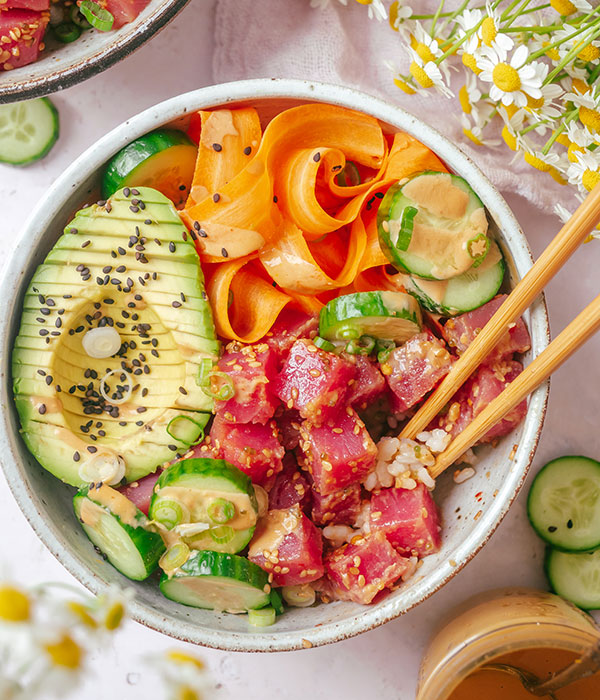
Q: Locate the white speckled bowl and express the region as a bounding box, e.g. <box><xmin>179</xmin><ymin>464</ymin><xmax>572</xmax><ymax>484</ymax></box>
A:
<box><xmin>0</xmin><ymin>79</ymin><xmax>549</xmax><ymax>651</ymax></box>
<box><xmin>0</xmin><ymin>0</ymin><xmax>189</xmax><ymax>103</ymax></box>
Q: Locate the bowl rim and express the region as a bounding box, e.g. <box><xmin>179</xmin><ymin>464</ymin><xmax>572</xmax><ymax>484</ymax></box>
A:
<box><xmin>0</xmin><ymin>0</ymin><xmax>190</xmax><ymax>104</ymax></box>
<box><xmin>0</xmin><ymin>78</ymin><xmax>550</xmax><ymax>652</ymax></box>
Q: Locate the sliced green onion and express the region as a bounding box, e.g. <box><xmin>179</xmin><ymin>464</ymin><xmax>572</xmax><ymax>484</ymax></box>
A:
<box><xmin>52</xmin><ymin>22</ymin><xmax>81</xmax><ymax>43</ymax></box>
<box><xmin>79</xmin><ymin>0</ymin><xmax>114</xmax><ymax>31</ymax></box>
<box><xmin>228</xmin><ymin>289</ymin><xmax>234</xmax><ymax>309</ymax></box>
<box><xmin>335</xmin><ymin>161</ymin><xmax>361</xmax><ymax>187</ymax></box>
<box><xmin>166</xmin><ymin>415</ymin><xmax>205</xmax><ymax>447</ymax></box>
<box><xmin>396</xmin><ymin>206</ymin><xmax>418</xmax><ymax>252</ymax></box>
<box><xmin>248</xmin><ymin>607</ymin><xmax>276</xmax><ymax>627</ymax></box>
<box><xmin>159</xmin><ymin>543</ymin><xmax>190</xmax><ymax>572</ymax></box>
<box><xmin>196</xmin><ymin>358</ymin><xmax>213</xmax><ymax>387</ymax></box>
<box><xmin>346</xmin><ymin>335</ymin><xmax>376</xmax><ymax>356</ymax></box>
<box><xmin>282</xmin><ymin>584</ymin><xmax>316</xmax><ymax>608</ymax></box>
<box><xmin>69</xmin><ymin>5</ymin><xmax>92</xmax><ymax>28</ymax></box>
<box><xmin>313</xmin><ymin>336</ymin><xmax>336</xmax><ymax>352</ymax></box>
<box><xmin>269</xmin><ymin>588</ymin><xmax>285</xmax><ymax>615</ymax></box>
<box><xmin>153</xmin><ymin>499</ymin><xmax>186</xmax><ymax>530</ymax></box>
<box><xmin>207</xmin><ymin>498</ymin><xmax>235</xmax><ymax>525</ymax></box>
<box><xmin>209</xmin><ymin>525</ymin><xmax>236</xmax><ymax>544</ymax></box>
<box><xmin>376</xmin><ymin>338</ymin><xmax>395</xmax><ymax>363</ymax></box>
<box><xmin>467</xmin><ymin>233</ymin><xmax>490</xmax><ymax>268</ymax></box>
<box><xmin>338</xmin><ymin>326</ymin><xmax>361</xmax><ymax>341</ymax></box>
<box><xmin>200</xmin><ymin>370</ymin><xmax>235</xmax><ymax>401</ymax></box>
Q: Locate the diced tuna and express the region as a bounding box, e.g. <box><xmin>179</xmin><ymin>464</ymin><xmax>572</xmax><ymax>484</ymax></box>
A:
<box><xmin>345</xmin><ymin>354</ymin><xmax>386</xmax><ymax>410</ymax></box>
<box><xmin>369</xmin><ymin>484</ymin><xmax>442</xmax><ymax>557</ymax></box>
<box><xmin>3</xmin><ymin>1</ymin><xmax>49</xmax><ymax>9</ymax></box>
<box><xmin>383</xmin><ymin>330</ymin><xmax>454</xmax><ymax>413</ymax></box>
<box><xmin>273</xmin><ymin>339</ymin><xmax>356</xmax><ymax>424</ymax></box>
<box><xmin>311</xmin><ymin>482</ymin><xmax>361</xmax><ymax>526</ymax></box>
<box><xmin>442</xmin><ymin>295</ymin><xmax>531</xmax><ymax>364</ymax></box>
<box><xmin>324</xmin><ymin>531</ymin><xmax>412</xmax><ymax>604</ymax></box>
<box><xmin>264</xmin><ymin>308</ymin><xmax>319</xmax><ymax>362</ymax></box>
<box><xmin>215</xmin><ymin>344</ymin><xmax>278</xmax><ymax>424</ymax></box>
<box><xmin>268</xmin><ymin>455</ymin><xmax>312</xmax><ymax>512</ymax></box>
<box><xmin>248</xmin><ymin>505</ymin><xmax>324</xmax><ymax>586</ymax></box>
<box><xmin>298</xmin><ymin>409</ymin><xmax>377</xmax><ymax>495</ymax></box>
<box><xmin>276</xmin><ymin>408</ymin><xmax>302</xmax><ymax>450</ymax></box>
<box><xmin>118</xmin><ymin>471</ymin><xmax>160</xmax><ymax>515</ymax></box>
<box><xmin>210</xmin><ymin>415</ymin><xmax>284</xmax><ymax>490</ymax></box>
<box><xmin>103</xmin><ymin>0</ymin><xmax>150</xmax><ymax>28</ymax></box>
<box><xmin>0</xmin><ymin>9</ymin><xmax>48</xmax><ymax>72</ymax></box>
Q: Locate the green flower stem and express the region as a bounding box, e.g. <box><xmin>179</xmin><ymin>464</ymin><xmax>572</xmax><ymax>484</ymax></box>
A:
<box><xmin>435</xmin><ymin>19</ymin><xmax>484</xmax><ymax>64</ymax></box>
<box><xmin>588</xmin><ymin>62</ymin><xmax>600</xmax><ymax>85</ymax></box>
<box><xmin>503</xmin><ymin>0</ymin><xmax>535</xmax><ymax>29</ymax></box>
<box><xmin>545</xmin><ymin>21</ymin><xmax>600</xmax><ymax>84</ymax></box>
<box><xmin>501</xmin><ymin>25</ymin><xmax>564</xmax><ymax>33</ymax></box>
<box><xmin>519</xmin><ymin>119</ymin><xmax>552</xmax><ymax>136</ymax></box>
<box><xmin>439</xmin><ymin>0</ymin><xmax>471</xmax><ymax>38</ymax></box>
<box><xmin>501</xmin><ymin>0</ymin><xmax>529</xmax><ymax>20</ymax></box>
<box><xmin>529</xmin><ymin>16</ymin><xmax>600</xmax><ymax>62</ymax></box>
<box><xmin>541</xmin><ymin>109</ymin><xmax>579</xmax><ymax>155</ymax></box>
<box><xmin>429</xmin><ymin>0</ymin><xmax>446</xmax><ymax>38</ymax></box>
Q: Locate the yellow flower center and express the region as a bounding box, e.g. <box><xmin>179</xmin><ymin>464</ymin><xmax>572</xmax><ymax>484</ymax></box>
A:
<box><xmin>580</xmin><ymin>106</ymin><xmax>600</xmax><ymax>132</ymax></box>
<box><xmin>578</xmin><ymin>44</ymin><xmax>600</xmax><ymax>63</ymax></box>
<box><xmin>459</xmin><ymin>85</ymin><xmax>472</xmax><ymax>114</ymax></box>
<box><xmin>355</xmin><ymin>0</ymin><xmax>373</xmax><ymax>4</ymax></box>
<box><xmin>67</xmin><ymin>601</ymin><xmax>98</xmax><ymax>629</ymax></box>
<box><xmin>176</xmin><ymin>686</ymin><xmax>201</xmax><ymax>700</ymax></box>
<box><xmin>104</xmin><ymin>601</ymin><xmax>125</xmax><ymax>630</ymax></box>
<box><xmin>556</xmin><ymin>132</ymin><xmax>571</xmax><ymax>147</ymax></box>
<box><xmin>572</xmin><ymin>78</ymin><xmax>590</xmax><ymax>94</ymax></box>
<box><xmin>567</xmin><ymin>142</ymin><xmax>585</xmax><ymax>162</ymax></box>
<box><xmin>502</xmin><ymin>126</ymin><xmax>517</xmax><ymax>151</ymax></box>
<box><xmin>526</xmin><ymin>94</ymin><xmax>545</xmax><ymax>109</ymax></box>
<box><xmin>389</xmin><ymin>1</ymin><xmax>400</xmax><ymax>30</ymax></box>
<box><xmin>0</xmin><ymin>586</ymin><xmax>30</xmax><ymax>622</ymax></box>
<box><xmin>582</xmin><ymin>169</ymin><xmax>600</xmax><ymax>191</ymax></box>
<box><xmin>394</xmin><ymin>76</ymin><xmax>416</xmax><ymax>94</ymax></box>
<box><xmin>415</xmin><ymin>42</ymin><xmax>436</xmax><ymax>63</ymax></box>
<box><xmin>463</xmin><ymin>128</ymin><xmax>483</xmax><ymax>146</ymax></box>
<box><xmin>462</xmin><ymin>53</ymin><xmax>482</xmax><ymax>74</ymax></box>
<box><xmin>493</xmin><ymin>63</ymin><xmax>521</xmax><ymax>93</ymax></box>
<box><xmin>542</xmin><ymin>42</ymin><xmax>560</xmax><ymax>61</ymax></box>
<box><xmin>409</xmin><ymin>62</ymin><xmax>434</xmax><ymax>88</ymax></box>
<box><xmin>167</xmin><ymin>651</ymin><xmax>206</xmax><ymax>669</ymax></box>
<box><xmin>524</xmin><ymin>152</ymin><xmax>551</xmax><ymax>172</ymax></box>
<box><xmin>502</xmin><ymin>103</ymin><xmax>519</xmax><ymax>120</ymax></box>
<box><xmin>550</xmin><ymin>0</ymin><xmax>577</xmax><ymax>15</ymax></box>
<box><xmin>44</xmin><ymin>634</ymin><xmax>83</xmax><ymax>670</ymax></box>
<box><xmin>481</xmin><ymin>17</ymin><xmax>498</xmax><ymax>46</ymax></box>
<box><xmin>549</xmin><ymin>167</ymin><xmax>567</xmax><ymax>185</ymax></box>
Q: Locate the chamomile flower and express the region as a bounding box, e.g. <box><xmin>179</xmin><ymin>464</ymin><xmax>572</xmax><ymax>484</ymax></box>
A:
<box><xmin>355</xmin><ymin>0</ymin><xmax>387</xmax><ymax>21</ymax></box>
<box><xmin>389</xmin><ymin>1</ymin><xmax>414</xmax><ymax>42</ymax></box>
<box><xmin>526</xmin><ymin>83</ymin><xmax>564</xmax><ymax>121</ymax></box>
<box><xmin>408</xmin><ymin>51</ymin><xmax>454</xmax><ymax>97</ymax></box>
<box><xmin>568</xmin><ymin>150</ymin><xmax>600</xmax><ymax>192</ymax></box>
<box><xmin>458</xmin><ymin>70</ymin><xmax>482</xmax><ymax>116</ymax></box>
<box><xmin>384</xmin><ymin>60</ymin><xmax>421</xmax><ymax>95</ymax></box>
<box><xmin>566</xmin><ymin>86</ymin><xmax>600</xmax><ymax>132</ymax></box>
<box><xmin>554</xmin><ymin>203</ymin><xmax>572</xmax><ymax>224</ymax></box>
<box><xmin>550</xmin><ymin>0</ymin><xmax>592</xmax><ymax>16</ymax></box>
<box><xmin>461</xmin><ymin>113</ymin><xmax>500</xmax><ymax>147</ymax></box>
<box><xmin>479</xmin><ymin>2</ymin><xmax>514</xmax><ymax>53</ymax></box>
<box><xmin>565</xmin><ymin>121</ymin><xmax>596</xmax><ymax>160</ymax></box>
<box><xmin>456</xmin><ymin>8</ymin><xmax>483</xmax><ymax>34</ymax></box>
<box><xmin>153</xmin><ymin>650</ymin><xmax>213</xmax><ymax>700</ymax></box>
<box><xmin>478</xmin><ymin>44</ymin><xmax>545</xmax><ymax>107</ymax></box>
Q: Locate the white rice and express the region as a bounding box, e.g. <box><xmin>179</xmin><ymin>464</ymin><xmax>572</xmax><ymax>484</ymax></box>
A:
<box><xmin>322</xmin><ymin>524</ymin><xmax>356</xmax><ymax>548</ymax></box>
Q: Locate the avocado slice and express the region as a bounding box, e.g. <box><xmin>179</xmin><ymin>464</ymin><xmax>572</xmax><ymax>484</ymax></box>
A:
<box><xmin>12</xmin><ymin>187</ymin><xmax>219</xmax><ymax>487</ymax></box>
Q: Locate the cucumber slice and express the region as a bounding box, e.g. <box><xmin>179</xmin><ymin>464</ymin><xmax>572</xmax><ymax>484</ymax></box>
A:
<box><xmin>159</xmin><ymin>550</ymin><xmax>270</xmax><ymax>612</ymax></box>
<box><xmin>404</xmin><ymin>241</ymin><xmax>505</xmax><ymax>316</ymax></box>
<box><xmin>74</xmin><ymin>485</ymin><xmax>165</xmax><ymax>581</ymax></box>
<box><xmin>101</xmin><ymin>129</ymin><xmax>197</xmax><ymax>207</ymax></box>
<box><xmin>546</xmin><ymin>548</ymin><xmax>600</xmax><ymax>609</ymax></box>
<box><xmin>377</xmin><ymin>172</ymin><xmax>489</xmax><ymax>280</ymax></box>
<box><xmin>319</xmin><ymin>291</ymin><xmax>422</xmax><ymax>343</ymax></box>
<box><xmin>0</xmin><ymin>98</ymin><xmax>59</xmax><ymax>166</ymax></box>
<box><xmin>149</xmin><ymin>459</ymin><xmax>258</xmax><ymax>554</ymax></box>
<box><xmin>528</xmin><ymin>456</ymin><xmax>600</xmax><ymax>552</ymax></box>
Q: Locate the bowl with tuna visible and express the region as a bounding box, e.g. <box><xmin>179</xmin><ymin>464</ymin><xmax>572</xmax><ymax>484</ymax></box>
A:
<box><xmin>0</xmin><ymin>78</ymin><xmax>549</xmax><ymax>651</ymax></box>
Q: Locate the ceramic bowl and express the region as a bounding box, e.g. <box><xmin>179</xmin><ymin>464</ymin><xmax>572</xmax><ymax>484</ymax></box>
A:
<box><xmin>0</xmin><ymin>0</ymin><xmax>189</xmax><ymax>103</ymax></box>
<box><xmin>0</xmin><ymin>79</ymin><xmax>549</xmax><ymax>651</ymax></box>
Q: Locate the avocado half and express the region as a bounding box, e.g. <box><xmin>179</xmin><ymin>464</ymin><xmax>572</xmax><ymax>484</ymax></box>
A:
<box><xmin>12</xmin><ymin>187</ymin><xmax>219</xmax><ymax>487</ymax></box>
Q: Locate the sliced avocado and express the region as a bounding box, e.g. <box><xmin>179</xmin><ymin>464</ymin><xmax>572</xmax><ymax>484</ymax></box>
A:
<box><xmin>12</xmin><ymin>187</ymin><xmax>219</xmax><ymax>487</ymax></box>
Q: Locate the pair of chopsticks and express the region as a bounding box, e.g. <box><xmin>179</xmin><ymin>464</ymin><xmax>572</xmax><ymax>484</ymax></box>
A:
<box><xmin>400</xmin><ymin>185</ymin><xmax>600</xmax><ymax>479</ymax></box>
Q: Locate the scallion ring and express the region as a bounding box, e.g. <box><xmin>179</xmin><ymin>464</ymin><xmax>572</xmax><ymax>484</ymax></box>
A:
<box><xmin>52</xmin><ymin>22</ymin><xmax>81</xmax><ymax>43</ymax></box>
<box><xmin>69</xmin><ymin>5</ymin><xmax>92</xmax><ymax>28</ymax></box>
<box><xmin>396</xmin><ymin>206</ymin><xmax>418</xmax><ymax>252</ymax></box>
<box><xmin>375</xmin><ymin>338</ymin><xmax>395</xmax><ymax>363</ymax></box>
<box><xmin>346</xmin><ymin>335</ymin><xmax>376</xmax><ymax>356</ymax></box>
<box><xmin>153</xmin><ymin>499</ymin><xmax>186</xmax><ymax>530</ymax></box>
<box><xmin>166</xmin><ymin>415</ymin><xmax>205</xmax><ymax>446</ymax></box>
<box><xmin>159</xmin><ymin>543</ymin><xmax>190</xmax><ymax>572</ymax></box>
<box><xmin>79</xmin><ymin>0</ymin><xmax>114</xmax><ymax>31</ymax></box>
<box><xmin>207</xmin><ymin>498</ymin><xmax>235</xmax><ymax>525</ymax></box>
<box><xmin>467</xmin><ymin>233</ymin><xmax>490</xmax><ymax>267</ymax></box>
<box><xmin>200</xmin><ymin>370</ymin><xmax>235</xmax><ymax>401</ymax></box>
<box><xmin>99</xmin><ymin>369</ymin><xmax>132</xmax><ymax>405</ymax></box>
<box><xmin>248</xmin><ymin>607</ymin><xmax>276</xmax><ymax>627</ymax></box>
<box><xmin>209</xmin><ymin>525</ymin><xmax>235</xmax><ymax>544</ymax></box>
<box><xmin>313</xmin><ymin>336</ymin><xmax>336</xmax><ymax>352</ymax></box>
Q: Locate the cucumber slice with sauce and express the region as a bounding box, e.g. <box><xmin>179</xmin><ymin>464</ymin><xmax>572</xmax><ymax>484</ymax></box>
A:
<box><xmin>545</xmin><ymin>548</ymin><xmax>600</xmax><ymax>610</ymax></box>
<box><xmin>528</xmin><ymin>456</ymin><xmax>600</xmax><ymax>552</ymax></box>
<box><xmin>159</xmin><ymin>550</ymin><xmax>270</xmax><ymax>612</ymax></box>
<box><xmin>403</xmin><ymin>241</ymin><xmax>505</xmax><ymax>316</ymax></box>
<box><xmin>149</xmin><ymin>458</ymin><xmax>258</xmax><ymax>555</ymax></box>
<box><xmin>319</xmin><ymin>291</ymin><xmax>422</xmax><ymax>343</ymax></box>
<box><xmin>74</xmin><ymin>484</ymin><xmax>165</xmax><ymax>581</ymax></box>
<box><xmin>377</xmin><ymin>172</ymin><xmax>490</xmax><ymax>280</ymax></box>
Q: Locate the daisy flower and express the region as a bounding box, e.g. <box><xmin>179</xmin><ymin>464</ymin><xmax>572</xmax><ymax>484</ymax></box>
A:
<box><xmin>526</xmin><ymin>83</ymin><xmax>564</xmax><ymax>122</ymax></box>
<box><xmin>389</xmin><ymin>1</ymin><xmax>414</xmax><ymax>43</ymax></box>
<box><xmin>384</xmin><ymin>60</ymin><xmax>422</xmax><ymax>95</ymax></box>
<box><xmin>458</xmin><ymin>70</ymin><xmax>482</xmax><ymax>116</ymax></box>
<box><xmin>479</xmin><ymin>1</ymin><xmax>514</xmax><ymax>54</ymax></box>
<box><xmin>461</xmin><ymin>113</ymin><xmax>500</xmax><ymax>147</ymax></box>
<box><xmin>477</xmin><ymin>44</ymin><xmax>545</xmax><ymax>107</ymax></box>
<box><xmin>153</xmin><ymin>650</ymin><xmax>213</xmax><ymax>700</ymax></box>
<box><xmin>356</xmin><ymin>0</ymin><xmax>387</xmax><ymax>21</ymax></box>
<box><xmin>550</xmin><ymin>0</ymin><xmax>592</xmax><ymax>16</ymax></box>
<box><xmin>408</xmin><ymin>51</ymin><xmax>454</xmax><ymax>98</ymax></box>
<box><xmin>567</xmin><ymin>150</ymin><xmax>600</xmax><ymax>192</ymax></box>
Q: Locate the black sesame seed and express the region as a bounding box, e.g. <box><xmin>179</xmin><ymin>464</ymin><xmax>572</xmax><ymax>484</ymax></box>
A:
<box><xmin>46</xmin><ymin>298</ymin><xmax>55</xmax><ymax>307</ymax></box>
<box><xmin>169</xmin><ymin>242</ymin><xmax>176</xmax><ymax>253</ymax></box>
<box><xmin>37</xmin><ymin>294</ymin><xmax>45</xmax><ymax>304</ymax></box>
<box><xmin>87</xmin><ymin>445</ymin><xmax>97</xmax><ymax>454</ymax></box>
<box><xmin>243</xmin><ymin>146</ymin><xmax>251</xmax><ymax>155</ymax></box>
<box><xmin>221</xmin><ymin>247</ymin><xmax>229</xmax><ymax>258</ymax></box>
<box><xmin>73</xmin><ymin>451</ymin><xmax>80</xmax><ymax>462</ymax></box>
<box><xmin>567</xmin><ymin>519</ymin><xmax>574</xmax><ymax>529</ymax></box>
<box><xmin>102</xmin><ymin>266</ymin><xmax>112</xmax><ymax>274</ymax></box>
<box><xmin>38</xmin><ymin>404</ymin><xmax>46</xmax><ymax>415</ymax></box>
<box><xmin>70</xmin><ymin>227</ymin><xmax>78</xmax><ymax>234</ymax></box>
<box><xmin>168</xmin><ymin>444</ymin><xmax>178</xmax><ymax>451</ymax></box>
<box><xmin>40</xmin><ymin>308</ymin><xmax>50</xmax><ymax>316</ymax></box>
<box><xmin>111</xmin><ymin>251</ymin><xmax>117</xmax><ymax>259</ymax></box>
<box><xmin>180</xmin><ymin>292</ymin><xmax>186</xmax><ymax>303</ymax></box>
<box><xmin>375</xmin><ymin>192</ymin><xmax>384</xmax><ymax>199</ymax></box>
<box><xmin>45</xmin><ymin>375</ymin><xmax>53</xmax><ymax>385</ymax></box>
<box><xmin>151</xmin><ymin>349</ymin><xmax>159</xmax><ymax>358</ymax></box>
<box><xmin>142</xmin><ymin>388</ymin><xmax>148</xmax><ymax>397</ymax></box>
<box><xmin>39</xmin><ymin>329</ymin><xmax>48</xmax><ymax>336</ymax></box>
<box><xmin>179</xmin><ymin>184</ymin><xmax>186</xmax><ymax>191</ymax></box>
<box><xmin>118</xmin><ymin>246</ymin><xmax>126</xmax><ymax>255</ymax></box>
<box><xmin>273</xmin><ymin>195</ymin><xmax>278</xmax><ymax>203</ymax></box>
<box><xmin>82</xmin><ymin>274</ymin><xmax>91</xmax><ymax>281</ymax></box>
<box><xmin>50</xmin><ymin>331</ymin><xmax>60</xmax><ymax>337</ymax></box>
<box><xmin>172</xmin><ymin>301</ymin><xmax>182</xmax><ymax>308</ymax></box>
<box><xmin>144</xmin><ymin>219</ymin><xmax>152</xmax><ymax>225</ymax></box>
<box><xmin>123</xmin><ymin>187</ymin><xmax>131</xmax><ymax>197</ymax></box>
<box><xmin>198</xmin><ymin>229</ymin><xmax>207</xmax><ymax>238</ymax></box>
<box><xmin>182</xmin><ymin>231</ymin><xmax>188</xmax><ymax>241</ymax></box>
<box><xmin>37</xmin><ymin>369</ymin><xmax>46</xmax><ymax>376</ymax></box>
<box><xmin>81</xmin><ymin>240</ymin><xmax>91</xmax><ymax>248</ymax></box>
<box><xmin>37</xmin><ymin>318</ymin><xmax>45</xmax><ymax>324</ymax></box>
<box><xmin>313</xmin><ymin>152</ymin><xmax>321</xmax><ymax>162</ymax></box>
<box><xmin>131</xmin><ymin>189</ymin><xmax>139</xmax><ymax>196</ymax></box>
<box><xmin>193</xmin><ymin>221</ymin><xmax>201</xmax><ymax>231</ymax></box>
<box><xmin>212</xmin><ymin>143</ymin><xmax>223</xmax><ymax>152</ymax></box>
<box><xmin>55</xmin><ymin>318</ymin><xmax>62</xmax><ymax>328</ymax></box>
<box><xmin>213</xmin><ymin>193</ymin><xmax>221</xmax><ymax>203</ymax></box>
<box><xmin>178</xmin><ymin>386</ymin><xmax>187</xmax><ymax>395</ymax></box>
<box><xmin>548</xmin><ymin>526</ymin><xmax>557</xmax><ymax>532</ymax></box>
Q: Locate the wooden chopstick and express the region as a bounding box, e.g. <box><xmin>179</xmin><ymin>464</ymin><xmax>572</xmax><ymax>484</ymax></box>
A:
<box><xmin>400</xmin><ymin>184</ymin><xmax>600</xmax><ymax>440</ymax></box>
<box><xmin>430</xmin><ymin>292</ymin><xmax>600</xmax><ymax>478</ymax></box>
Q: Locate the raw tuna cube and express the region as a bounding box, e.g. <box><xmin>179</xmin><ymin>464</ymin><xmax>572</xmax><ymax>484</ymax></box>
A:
<box><xmin>369</xmin><ymin>484</ymin><xmax>442</xmax><ymax>557</ymax></box>
<box><xmin>4</xmin><ymin>1</ymin><xmax>49</xmax><ymax>9</ymax></box>
<box><xmin>273</xmin><ymin>339</ymin><xmax>356</xmax><ymax>424</ymax></box>
<box><xmin>442</xmin><ymin>295</ymin><xmax>531</xmax><ymax>364</ymax></box>
<box><xmin>103</xmin><ymin>0</ymin><xmax>150</xmax><ymax>28</ymax></box>
<box><xmin>276</xmin><ymin>408</ymin><xmax>302</xmax><ymax>450</ymax></box>
<box><xmin>324</xmin><ymin>531</ymin><xmax>412</xmax><ymax>604</ymax></box>
<box><xmin>345</xmin><ymin>354</ymin><xmax>387</xmax><ymax>410</ymax></box>
<box><xmin>0</xmin><ymin>9</ymin><xmax>48</xmax><ymax>71</ymax></box>
<box><xmin>264</xmin><ymin>308</ymin><xmax>319</xmax><ymax>361</ymax></box>
<box><xmin>383</xmin><ymin>330</ymin><xmax>454</xmax><ymax>413</ymax></box>
<box><xmin>118</xmin><ymin>471</ymin><xmax>160</xmax><ymax>515</ymax></box>
<box><xmin>298</xmin><ymin>409</ymin><xmax>377</xmax><ymax>495</ymax></box>
<box><xmin>216</xmin><ymin>343</ymin><xmax>278</xmax><ymax>424</ymax></box>
<box><xmin>248</xmin><ymin>505</ymin><xmax>324</xmax><ymax>586</ymax></box>
<box><xmin>311</xmin><ymin>482</ymin><xmax>361</xmax><ymax>526</ymax></box>
<box><xmin>210</xmin><ymin>415</ymin><xmax>284</xmax><ymax>490</ymax></box>
<box><xmin>268</xmin><ymin>455</ymin><xmax>312</xmax><ymax>512</ymax></box>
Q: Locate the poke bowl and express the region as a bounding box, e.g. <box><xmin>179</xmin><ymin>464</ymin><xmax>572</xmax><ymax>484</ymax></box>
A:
<box><xmin>0</xmin><ymin>0</ymin><xmax>190</xmax><ymax>103</ymax></box>
<box><xmin>0</xmin><ymin>79</ymin><xmax>550</xmax><ymax>651</ymax></box>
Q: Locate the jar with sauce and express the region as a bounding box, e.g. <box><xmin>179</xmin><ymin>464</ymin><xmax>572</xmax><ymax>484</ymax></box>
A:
<box><xmin>417</xmin><ymin>587</ymin><xmax>600</xmax><ymax>699</ymax></box>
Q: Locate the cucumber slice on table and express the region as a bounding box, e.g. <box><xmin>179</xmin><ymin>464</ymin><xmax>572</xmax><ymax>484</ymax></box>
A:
<box><xmin>159</xmin><ymin>550</ymin><xmax>270</xmax><ymax>612</ymax></box>
<box><xmin>149</xmin><ymin>458</ymin><xmax>258</xmax><ymax>554</ymax></box>
<box><xmin>403</xmin><ymin>241</ymin><xmax>505</xmax><ymax>316</ymax></box>
<box><xmin>319</xmin><ymin>291</ymin><xmax>422</xmax><ymax>343</ymax></box>
<box><xmin>101</xmin><ymin>129</ymin><xmax>197</xmax><ymax>207</ymax></box>
<box><xmin>377</xmin><ymin>172</ymin><xmax>489</xmax><ymax>280</ymax></box>
<box><xmin>0</xmin><ymin>98</ymin><xmax>59</xmax><ymax>166</ymax></box>
<box><xmin>545</xmin><ymin>548</ymin><xmax>600</xmax><ymax>610</ymax></box>
<box><xmin>74</xmin><ymin>484</ymin><xmax>165</xmax><ymax>581</ymax></box>
<box><xmin>528</xmin><ymin>456</ymin><xmax>600</xmax><ymax>552</ymax></box>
